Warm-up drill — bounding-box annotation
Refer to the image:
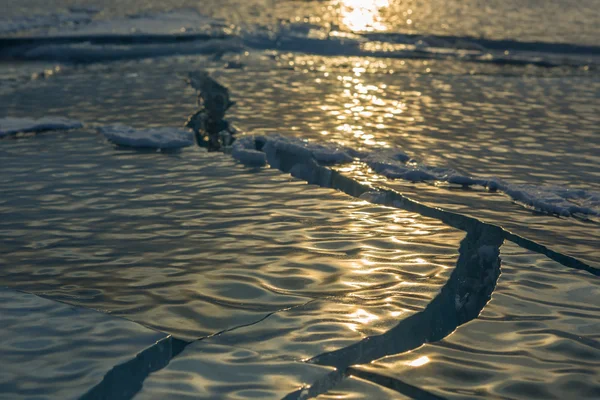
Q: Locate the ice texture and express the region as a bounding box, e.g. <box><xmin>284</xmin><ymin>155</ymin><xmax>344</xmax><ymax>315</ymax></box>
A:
<box><xmin>0</xmin><ymin>10</ymin><xmax>97</xmax><ymax>34</ymax></box>
<box><xmin>363</xmin><ymin>150</ymin><xmax>484</xmax><ymax>185</ymax></box>
<box><xmin>362</xmin><ymin>148</ymin><xmax>599</xmax><ymax>217</ymax></box>
<box><xmin>229</xmin><ymin>135</ymin><xmax>599</xmax><ymax>218</ymax></box>
<box><xmin>231</xmin><ymin>136</ymin><xmax>268</xmax><ymax>167</ymax></box>
<box><xmin>486</xmin><ymin>180</ymin><xmax>600</xmax><ymax>217</ymax></box>
<box><xmin>262</xmin><ymin>134</ymin><xmax>354</xmax><ymax>167</ymax></box>
<box><xmin>0</xmin><ymin>117</ymin><xmax>83</xmax><ymax>137</ymax></box>
<box><xmin>3</xmin><ymin>9</ymin><xmax>586</xmax><ymax>69</ymax></box>
<box><xmin>99</xmin><ymin>125</ymin><xmax>194</xmax><ymax>149</ymax></box>
<box><xmin>232</xmin><ymin>134</ymin><xmax>354</xmax><ymax>168</ymax></box>
<box><xmin>61</xmin><ymin>9</ymin><xmax>226</xmax><ymax>36</ymax></box>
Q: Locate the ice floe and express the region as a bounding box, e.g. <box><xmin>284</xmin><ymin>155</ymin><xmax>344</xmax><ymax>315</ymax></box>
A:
<box><xmin>99</xmin><ymin>125</ymin><xmax>194</xmax><ymax>149</ymax></box>
<box><xmin>0</xmin><ymin>117</ymin><xmax>83</xmax><ymax>137</ymax></box>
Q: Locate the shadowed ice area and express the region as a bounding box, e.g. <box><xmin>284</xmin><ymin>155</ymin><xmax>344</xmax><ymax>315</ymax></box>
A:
<box><xmin>0</xmin><ymin>287</ymin><xmax>172</xmax><ymax>400</ymax></box>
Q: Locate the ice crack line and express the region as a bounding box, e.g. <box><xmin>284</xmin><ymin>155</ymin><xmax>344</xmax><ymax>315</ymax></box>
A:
<box><xmin>250</xmin><ymin>138</ymin><xmax>598</xmax><ymax>276</ymax></box>
<box><xmin>282</xmin><ymin>223</ymin><xmax>503</xmax><ymax>399</ymax></box>
<box><xmin>226</xmin><ymin>136</ymin><xmax>598</xmax><ymax>399</ymax></box>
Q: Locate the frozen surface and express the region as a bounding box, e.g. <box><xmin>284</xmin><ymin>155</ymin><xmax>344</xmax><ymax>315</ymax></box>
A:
<box><xmin>0</xmin><ymin>131</ymin><xmax>463</xmax><ymax>341</ymax></box>
<box><xmin>0</xmin><ymin>9</ymin><xmax>97</xmax><ymax>34</ymax></box>
<box><xmin>0</xmin><ymin>22</ymin><xmax>599</xmax><ymax>398</ymax></box>
<box><xmin>60</xmin><ymin>9</ymin><xmax>226</xmax><ymax>36</ymax></box>
<box><xmin>362</xmin><ymin>149</ymin><xmax>600</xmax><ymax>217</ymax></box>
<box><xmin>352</xmin><ymin>242</ymin><xmax>600</xmax><ymax>399</ymax></box>
<box><xmin>237</xmin><ymin>134</ymin><xmax>600</xmax><ymax>218</ymax></box>
<box><xmin>136</xmin><ymin>343</ymin><xmax>335</xmax><ymax>400</ymax></box>
<box><xmin>0</xmin><ymin>116</ymin><xmax>82</xmax><ymax>137</ymax></box>
<box><xmin>0</xmin><ymin>287</ymin><xmax>171</xmax><ymax>400</ymax></box>
<box><xmin>230</xmin><ymin>135</ymin><xmax>267</xmax><ymax>167</ymax></box>
<box><xmin>99</xmin><ymin>124</ymin><xmax>194</xmax><ymax>149</ymax></box>
<box><xmin>3</xmin><ymin>0</ymin><xmax>600</xmax><ymax>46</ymax></box>
<box><xmin>233</xmin><ymin>134</ymin><xmax>354</xmax><ymax>168</ymax></box>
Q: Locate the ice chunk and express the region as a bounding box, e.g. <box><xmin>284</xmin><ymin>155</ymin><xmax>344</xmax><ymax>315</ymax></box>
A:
<box><xmin>263</xmin><ymin>134</ymin><xmax>354</xmax><ymax>164</ymax></box>
<box><xmin>231</xmin><ymin>134</ymin><xmax>354</xmax><ymax>169</ymax></box>
<box><xmin>99</xmin><ymin>125</ymin><xmax>193</xmax><ymax>149</ymax></box>
<box><xmin>231</xmin><ymin>136</ymin><xmax>267</xmax><ymax>167</ymax></box>
<box><xmin>0</xmin><ymin>117</ymin><xmax>83</xmax><ymax>137</ymax></box>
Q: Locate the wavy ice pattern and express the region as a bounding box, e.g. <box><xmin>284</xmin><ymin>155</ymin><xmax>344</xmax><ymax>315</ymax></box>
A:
<box><xmin>99</xmin><ymin>124</ymin><xmax>194</xmax><ymax>149</ymax></box>
<box><xmin>0</xmin><ymin>116</ymin><xmax>82</xmax><ymax>137</ymax></box>
<box><xmin>1</xmin><ymin>122</ymin><xmax>597</xmax><ymax>399</ymax></box>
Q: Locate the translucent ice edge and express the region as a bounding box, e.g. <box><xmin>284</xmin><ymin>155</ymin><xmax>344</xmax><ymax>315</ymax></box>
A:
<box><xmin>98</xmin><ymin>124</ymin><xmax>194</xmax><ymax>149</ymax></box>
<box><xmin>0</xmin><ymin>116</ymin><xmax>83</xmax><ymax>137</ymax></box>
<box><xmin>233</xmin><ymin>135</ymin><xmax>600</xmax><ymax>218</ymax></box>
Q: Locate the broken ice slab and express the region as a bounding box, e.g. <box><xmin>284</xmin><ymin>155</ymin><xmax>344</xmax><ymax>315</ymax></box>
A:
<box><xmin>0</xmin><ymin>287</ymin><xmax>173</xmax><ymax>400</ymax></box>
<box><xmin>350</xmin><ymin>242</ymin><xmax>600</xmax><ymax>399</ymax></box>
<box><xmin>135</xmin><ymin>343</ymin><xmax>335</xmax><ymax>400</ymax></box>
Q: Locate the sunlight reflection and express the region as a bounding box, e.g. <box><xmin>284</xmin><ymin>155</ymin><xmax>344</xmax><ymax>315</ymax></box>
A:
<box><xmin>338</xmin><ymin>0</ymin><xmax>390</xmax><ymax>32</ymax></box>
<box><xmin>348</xmin><ymin>309</ymin><xmax>380</xmax><ymax>325</ymax></box>
<box><xmin>407</xmin><ymin>355</ymin><xmax>431</xmax><ymax>367</ymax></box>
<box><xmin>331</xmin><ymin>67</ymin><xmax>390</xmax><ymax>148</ymax></box>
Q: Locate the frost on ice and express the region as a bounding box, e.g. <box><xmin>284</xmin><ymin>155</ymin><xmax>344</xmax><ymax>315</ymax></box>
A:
<box><xmin>0</xmin><ymin>117</ymin><xmax>83</xmax><ymax>137</ymax></box>
<box><xmin>99</xmin><ymin>125</ymin><xmax>194</xmax><ymax>149</ymax></box>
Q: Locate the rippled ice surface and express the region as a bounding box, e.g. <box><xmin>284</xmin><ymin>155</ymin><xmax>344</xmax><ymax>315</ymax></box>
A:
<box><xmin>0</xmin><ymin>131</ymin><xmax>462</xmax><ymax>341</ymax></box>
<box><xmin>1</xmin><ymin>30</ymin><xmax>599</xmax><ymax>400</ymax></box>
<box><xmin>355</xmin><ymin>242</ymin><xmax>600</xmax><ymax>399</ymax></box>
<box><xmin>1</xmin><ymin>54</ymin><xmax>598</xmax><ymax>266</ymax></box>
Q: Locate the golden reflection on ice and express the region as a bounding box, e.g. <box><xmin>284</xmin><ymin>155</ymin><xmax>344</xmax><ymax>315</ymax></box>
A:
<box><xmin>346</xmin><ymin>308</ymin><xmax>380</xmax><ymax>331</ymax></box>
<box><xmin>330</xmin><ymin>65</ymin><xmax>391</xmax><ymax>148</ymax></box>
<box><xmin>338</xmin><ymin>0</ymin><xmax>390</xmax><ymax>32</ymax></box>
<box><xmin>407</xmin><ymin>355</ymin><xmax>431</xmax><ymax>367</ymax></box>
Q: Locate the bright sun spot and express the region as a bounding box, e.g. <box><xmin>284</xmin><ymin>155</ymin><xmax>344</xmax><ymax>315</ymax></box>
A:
<box><xmin>339</xmin><ymin>0</ymin><xmax>390</xmax><ymax>32</ymax></box>
<box><xmin>407</xmin><ymin>355</ymin><xmax>431</xmax><ymax>367</ymax></box>
<box><xmin>348</xmin><ymin>309</ymin><xmax>380</xmax><ymax>324</ymax></box>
